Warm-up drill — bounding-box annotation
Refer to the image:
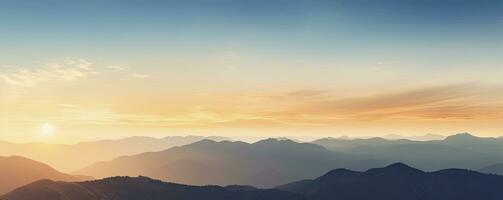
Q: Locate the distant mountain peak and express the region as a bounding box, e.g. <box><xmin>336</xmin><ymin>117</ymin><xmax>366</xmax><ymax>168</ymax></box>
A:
<box><xmin>254</xmin><ymin>138</ymin><xmax>296</xmax><ymax>144</ymax></box>
<box><xmin>449</xmin><ymin>132</ymin><xmax>476</xmax><ymax>138</ymax></box>
<box><xmin>325</xmin><ymin>168</ymin><xmax>357</xmax><ymax>175</ymax></box>
<box><xmin>319</xmin><ymin>168</ymin><xmax>360</xmax><ymax>181</ymax></box>
<box><xmin>257</xmin><ymin>138</ymin><xmax>282</xmax><ymax>142</ymax></box>
<box><xmin>366</xmin><ymin>163</ymin><xmax>424</xmax><ymax>175</ymax></box>
<box><xmin>384</xmin><ymin>163</ymin><xmax>414</xmax><ymax>170</ymax></box>
<box><xmin>444</xmin><ymin>133</ymin><xmax>480</xmax><ymax>142</ymax></box>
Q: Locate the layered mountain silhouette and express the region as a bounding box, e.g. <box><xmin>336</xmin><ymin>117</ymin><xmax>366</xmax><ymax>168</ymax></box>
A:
<box><xmin>0</xmin><ymin>176</ymin><xmax>302</xmax><ymax>200</ymax></box>
<box><xmin>0</xmin><ymin>136</ymin><xmax>227</xmax><ymax>172</ymax></box>
<box><xmin>5</xmin><ymin>164</ymin><xmax>503</xmax><ymax>200</ymax></box>
<box><xmin>0</xmin><ymin>156</ymin><xmax>85</xmax><ymax>195</ymax></box>
<box><xmin>78</xmin><ymin>139</ymin><xmax>384</xmax><ymax>188</ymax></box>
<box><xmin>3</xmin><ymin>132</ymin><xmax>500</xmax><ymax>175</ymax></box>
<box><xmin>312</xmin><ymin>133</ymin><xmax>503</xmax><ymax>170</ymax></box>
<box><xmin>276</xmin><ymin>163</ymin><xmax>503</xmax><ymax>200</ymax></box>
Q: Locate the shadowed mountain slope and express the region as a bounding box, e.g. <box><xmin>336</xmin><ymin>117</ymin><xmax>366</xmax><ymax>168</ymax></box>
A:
<box><xmin>6</xmin><ymin>164</ymin><xmax>503</xmax><ymax>200</ymax></box>
<box><xmin>0</xmin><ymin>176</ymin><xmax>302</xmax><ymax>200</ymax></box>
<box><xmin>79</xmin><ymin>139</ymin><xmax>384</xmax><ymax>188</ymax></box>
<box><xmin>277</xmin><ymin>163</ymin><xmax>503</xmax><ymax>200</ymax></box>
<box><xmin>0</xmin><ymin>156</ymin><xmax>82</xmax><ymax>195</ymax></box>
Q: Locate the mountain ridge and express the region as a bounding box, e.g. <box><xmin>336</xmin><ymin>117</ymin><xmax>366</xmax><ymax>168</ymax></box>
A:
<box><xmin>0</xmin><ymin>176</ymin><xmax>302</xmax><ymax>200</ymax></box>
<box><xmin>276</xmin><ymin>162</ymin><xmax>503</xmax><ymax>200</ymax></box>
<box><xmin>0</xmin><ymin>136</ymin><xmax>228</xmax><ymax>172</ymax></box>
<box><xmin>5</xmin><ymin>163</ymin><xmax>503</xmax><ymax>200</ymax></box>
<box><xmin>78</xmin><ymin>138</ymin><xmax>382</xmax><ymax>188</ymax></box>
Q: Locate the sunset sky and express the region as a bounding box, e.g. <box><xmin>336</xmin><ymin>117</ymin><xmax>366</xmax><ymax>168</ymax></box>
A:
<box><xmin>1</xmin><ymin>0</ymin><xmax>503</xmax><ymax>143</ymax></box>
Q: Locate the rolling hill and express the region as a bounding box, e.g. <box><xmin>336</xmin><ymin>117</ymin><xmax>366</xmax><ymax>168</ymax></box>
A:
<box><xmin>0</xmin><ymin>156</ymin><xmax>83</xmax><ymax>195</ymax></box>
<box><xmin>277</xmin><ymin>163</ymin><xmax>503</xmax><ymax>200</ymax></box>
<box><xmin>0</xmin><ymin>176</ymin><xmax>302</xmax><ymax>200</ymax></box>
<box><xmin>5</xmin><ymin>163</ymin><xmax>503</xmax><ymax>200</ymax></box>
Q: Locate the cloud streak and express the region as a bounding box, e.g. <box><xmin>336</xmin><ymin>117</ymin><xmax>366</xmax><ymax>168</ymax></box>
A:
<box><xmin>284</xmin><ymin>84</ymin><xmax>503</xmax><ymax>121</ymax></box>
<box><xmin>2</xmin><ymin>81</ymin><xmax>503</xmax><ymax>132</ymax></box>
<box><xmin>0</xmin><ymin>58</ymin><xmax>96</xmax><ymax>87</ymax></box>
<box><xmin>63</xmin><ymin>84</ymin><xmax>503</xmax><ymax>127</ymax></box>
<box><xmin>0</xmin><ymin>58</ymin><xmax>152</xmax><ymax>87</ymax></box>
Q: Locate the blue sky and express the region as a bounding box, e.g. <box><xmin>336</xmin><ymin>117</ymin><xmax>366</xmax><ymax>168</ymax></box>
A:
<box><xmin>2</xmin><ymin>0</ymin><xmax>502</xmax><ymax>63</ymax></box>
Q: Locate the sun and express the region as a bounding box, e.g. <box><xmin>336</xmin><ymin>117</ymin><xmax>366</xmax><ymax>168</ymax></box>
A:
<box><xmin>41</xmin><ymin>123</ymin><xmax>55</xmax><ymax>137</ymax></box>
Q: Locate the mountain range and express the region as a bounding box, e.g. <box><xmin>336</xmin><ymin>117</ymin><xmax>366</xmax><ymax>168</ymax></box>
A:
<box><xmin>2</xmin><ymin>132</ymin><xmax>503</xmax><ymax>195</ymax></box>
<box><xmin>4</xmin><ymin>163</ymin><xmax>503</xmax><ymax>200</ymax></box>
<box><xmin>78</xmin><ymin>139</ymin><xmax>384</xmax><ymax>188</ymax></box>
<box><xmin>0</xmin><ymin>136</ymin><xmax>227</xmax><ymax>172</ymax></box>
<box><xmin>2</xmin><ymin>132</ymin><xmax>500</xmax><ymax>175</ymax></box>
<box><xmin>312</xmin><ymin>133</ymin><xmax>503</xmax><ymax>171</ymax></box>
<box><xmin>75</xmin><ymin>133</ymin><xmax>503</xmax><ymax>187</ymax></box>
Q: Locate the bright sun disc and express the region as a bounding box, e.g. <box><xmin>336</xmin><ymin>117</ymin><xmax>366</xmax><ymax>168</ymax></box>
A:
<box><xmin>41</xmin><ymin>123</ymin><xmax>54</xmax><ymax>137</ymax></box>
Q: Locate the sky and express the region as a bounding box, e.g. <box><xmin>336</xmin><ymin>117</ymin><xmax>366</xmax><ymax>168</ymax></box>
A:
<box><xmin>1</xmin><ymin>0</ymin><xmax>503</xmax><ymax>143</ymax></box>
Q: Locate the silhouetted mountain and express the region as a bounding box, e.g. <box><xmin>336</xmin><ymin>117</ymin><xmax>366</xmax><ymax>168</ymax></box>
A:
<box><xmin>479</xmin><ymin>163</ymin><xmax>503</xmax><ymax>175</ymax></box>
<box><xmin>0</xmin><ymin>156</ymin><xmax>82</xmax><ymax>194</ymax></box>
<box><xmin>277</xmin><ymin>163</ymin><xmax>503</xmax><ymax>200</ymax></box>
<box><xmin>0</xmin><ymin>176</ymin><xmax>303</xmax><ymax>200</ymax></box>
<box><xmin>0</xmin><ymin>136</ymin><xmax>228</xmax><ymax>172</ymax></box>
<box><xmin>79</xmin><ymin>139</ymin><xmax>383</xmax><ymax>188</ymax></box>
<box><xmin>313</xmin><ymin>133</ymin><xmax>503</xmax><ymax>171</ymax></box>
<box><xmin>6</xmin><ymin>164</ymin><xmax>503</xmax><ymax>200</ymax></box>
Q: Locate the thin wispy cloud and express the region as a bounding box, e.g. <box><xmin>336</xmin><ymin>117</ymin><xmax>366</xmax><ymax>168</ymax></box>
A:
<box><xmin>0</xmin><ymin>58</ymin><xmax>96</xmax><ymax>87</ymax></box>
<box><xmin>285</xmin><ymin>90</ymin><xmax>329</xmax><ymax>97</ymax></box>
<box><xmin>131</xmin><ymin>73</ymin><xmax>150</xmax><ymax>79</ymax></box>
<box><xmin>108</xmin><ymin>65</ymin><xmax>150</xmax><ymax>78</ymax></box>
<box><xmin>284</xmin><ymin>84</ymin><xmax>503</xmax><ymax>121</ymax></box>
<box><xmin>4</xmin><ymin>84</ymin><xmax>502</xmax><ymax>131</ymax></box>
<box><xmin>107</xmin><ymin>65</ymin><xmax>126</xmax><ymax>71</ymax></box>
<box><xmin>0</xmin><ymin>59</ymin><xmax>151</xmax><ymax>87</ymax></box>
<box><xmin>105</xmin><ymin>85</ymin><xmax>503</xmax><ymax>127</ymax></box>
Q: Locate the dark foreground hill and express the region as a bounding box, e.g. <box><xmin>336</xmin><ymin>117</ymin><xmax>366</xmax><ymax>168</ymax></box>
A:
<box><xmin>277</xmin><ymin>163</ymin><xmax>503</xmax><ymax>200</ymax></box>
<box><xmin>0</xmin><ymin>176</ymin><xmax>302</xmax><ymax>200</ymax></box>
<box><xmin>5</xmin><ymin>163</ymin><xmax>503</xmax><ymax>200</ymax></box>
<box><xmin>0</xmin><ymin>156</ymin><xmax>83</xmax><ymax>195</ymax></box>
